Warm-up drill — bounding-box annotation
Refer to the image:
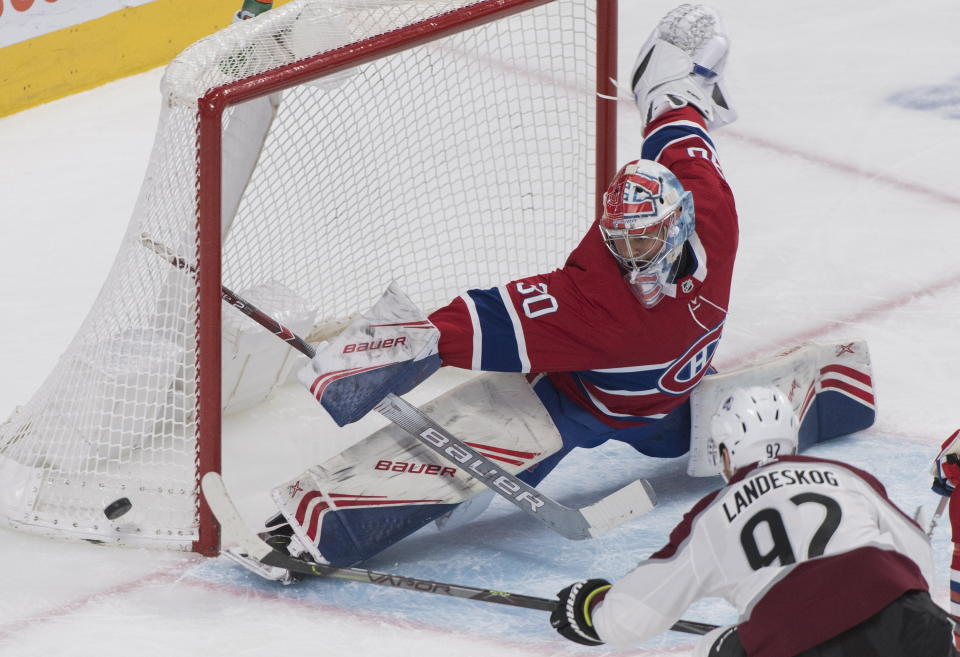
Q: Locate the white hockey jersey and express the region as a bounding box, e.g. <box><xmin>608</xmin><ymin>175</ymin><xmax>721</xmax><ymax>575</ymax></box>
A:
<box><xmin>592</xmin><ymin>455</ymin><xmax>933</xmax><ymax>657</ymax></box>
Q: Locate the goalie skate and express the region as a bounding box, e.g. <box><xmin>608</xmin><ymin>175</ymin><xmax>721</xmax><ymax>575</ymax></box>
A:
<box><xmin>222</xmin><ymin>514</ymin><xmax>321</xmax><ymax>585</ymax></box>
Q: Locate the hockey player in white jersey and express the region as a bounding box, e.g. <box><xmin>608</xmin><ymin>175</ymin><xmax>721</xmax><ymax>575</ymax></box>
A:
<box><xmin>551</xmin><ymin>386</ymin><xmax>955</xmax><ymax>656</ymax></box>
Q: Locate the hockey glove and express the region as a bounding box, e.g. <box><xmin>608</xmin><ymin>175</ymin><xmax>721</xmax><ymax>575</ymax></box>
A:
<box><xmin>932</xmin><ymin>430</ymin><xmax>960</xmax><ymax>496</ymax></box>
<box><xmin>296</xmin><ymin>283</ymin><xmax>441</xmax><ymax>425</ymax></box>
<box><xmin>237</xmin><ymin>0</ymin><xmax>273</xmax><ymax>20</ymax></box>
<box><xmin>551</xmin><ymin>579</ymin><xmax>612</xmax><ymax>646</ymax></box>
<box><xmin>630</xmin><ymin>4</ymin><xmax>736</xmax><ymax>129</ymax></box>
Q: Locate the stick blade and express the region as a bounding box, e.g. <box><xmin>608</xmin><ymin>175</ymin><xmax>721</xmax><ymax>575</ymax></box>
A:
<box><xmin>580</xmin><ymin>479</ymin><xmax>657</xmax><ymax>537</ymax></box>
<box><xmin>201</xmin><ymin>472</ymin><xmax>271</xmax><ymax>561</ymax></box>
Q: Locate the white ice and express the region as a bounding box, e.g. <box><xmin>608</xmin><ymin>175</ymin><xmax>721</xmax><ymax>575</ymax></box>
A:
<box><xmin>2</xmin><ymin>1</ymin><xmax>960</xmax><ymax>655</ymax></box>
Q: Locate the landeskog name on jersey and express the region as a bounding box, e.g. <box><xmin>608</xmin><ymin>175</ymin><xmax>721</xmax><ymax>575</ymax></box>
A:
<box><xmin>722</xmin><ymin>465</ymin><xmax>841</xmax><ymax>522</ymax></box>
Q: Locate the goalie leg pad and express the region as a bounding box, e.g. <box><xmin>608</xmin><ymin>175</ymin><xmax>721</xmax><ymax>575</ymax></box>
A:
<box><xmin>274</xmin><ymin>373</ymin><xmax>563</xmax><ymax>566</ymax></box>
<box><xmin>434</xmin><ymin>489</ymin><xmax>495</xmax><ymax>531</ymax></box>
<box><xmin>687</xmin><ymin>340</ymin><xmax>876</xmax><ymax>477</ymax></box>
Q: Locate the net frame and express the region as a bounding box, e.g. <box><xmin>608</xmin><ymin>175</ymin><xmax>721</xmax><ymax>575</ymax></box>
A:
<box><xmin>194</xmin><ymin>0</ymin><xmax>617</xmax><ymax>554</ymax></box>
<box><xmin>0</xmin><ymin>0</ymin><xmax>617</xmax><ymax>555</ymax></box>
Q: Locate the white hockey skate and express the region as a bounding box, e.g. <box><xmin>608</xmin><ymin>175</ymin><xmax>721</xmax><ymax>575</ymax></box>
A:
<box><xmin>631</xmin><ymin>4</ymin><xmax>737</xmax><ymax>129</ymax></box>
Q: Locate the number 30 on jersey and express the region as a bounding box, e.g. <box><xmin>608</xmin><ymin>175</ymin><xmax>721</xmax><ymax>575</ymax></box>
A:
<box><xmin>515</xmin><ymin>282</ymin><xmax>558</xmax><ymax>318</ymax></box>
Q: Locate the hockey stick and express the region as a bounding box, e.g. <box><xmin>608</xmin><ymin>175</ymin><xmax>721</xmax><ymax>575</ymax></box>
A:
<box><xmin>372</xmin><ymin>396</ymin><xmax>655</xmax><ymax>539</ymax></box>
<box><xmin>201</xmin><ymin>471</ymin><xmax>715</xmax><ymax>636</ymax></box>
<box><xmin>140</xmin><ymin>235</ymin><xmax>310</xmax><ymax>353</ymax></box>
<box><xmin>142</xmin><ymin>235</ymin><xmax>657</xmax><ymax>540</ymax></box>
<box><xmin>928</xmin><ymin>495</ymin><xmax>949</xmax><ymax>538</ymax></box>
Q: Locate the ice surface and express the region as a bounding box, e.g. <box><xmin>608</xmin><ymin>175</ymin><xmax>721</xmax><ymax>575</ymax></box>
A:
<box><xmin>1</xmin><ymin>1</ymin><xmax>959</xmax><ymax>655</ymax></box>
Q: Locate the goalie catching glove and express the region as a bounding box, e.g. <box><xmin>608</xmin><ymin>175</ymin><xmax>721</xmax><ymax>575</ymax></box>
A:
<box><xmin>630</xmin><ymin>3</ymin><xmax>736</xmax><ymax>129</ymax></box>
<box><xmin>297</xmin><ymin>282</ymin><xmax>441</xmax><ymax>425</ymax></box>
<box><xmin>551</xmin><ymin>579</ymin><xmax>612</xmax><ymax>646</ymax></box>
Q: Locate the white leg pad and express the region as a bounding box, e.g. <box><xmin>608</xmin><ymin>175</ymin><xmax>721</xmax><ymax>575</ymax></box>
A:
<box><xmin>688</xmin><ymin>340</ymin><xmax>875</xmax><ymax>477</ymax></box>
<box><xmin>272</xmin><ymin>372</ymin><xmax>562</xmax><ymax>561</ymax></box>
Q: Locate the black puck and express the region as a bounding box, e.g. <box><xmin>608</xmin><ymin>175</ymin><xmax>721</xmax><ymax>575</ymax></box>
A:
<box><xmin>103</xmin><ymin>497</ymin><xmax>132</xmax><ymax>520</ymax></box>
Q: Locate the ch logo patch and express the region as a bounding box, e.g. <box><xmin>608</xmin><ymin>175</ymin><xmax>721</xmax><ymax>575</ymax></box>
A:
<box><xmin>658</xmin><ymin>322</ymin><xmax>724</xmax><ymax>395</ymax></box>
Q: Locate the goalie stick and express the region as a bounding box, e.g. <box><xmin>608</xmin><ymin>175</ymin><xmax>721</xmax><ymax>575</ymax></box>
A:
<box><xmin>201</xmin><ymin>471</ymin><xmax>716</xmax><ymax>636</ymax></box>
<box><xmin>142</xmin><ymin>235</ymin><xmax>657</xmax><ymax>540</ymax></box>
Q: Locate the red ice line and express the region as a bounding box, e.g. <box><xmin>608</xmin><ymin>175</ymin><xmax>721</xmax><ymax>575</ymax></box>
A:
<box><xmin>0</xmin><ymin>569</ymin><xmax>183</xmax><ymax>643</ymax></box>
<box><xmin>716</xmin><ymin>130</ymin><xmax>960</xmax><ymax>447</ymax></box>
<box><xmin>0</xmin><ymin>569</ymin><xmax>693</xmax><ymax>655</ymax></box>
<box><xmin>166</xmin><ymin>577</ymin><xmax>700</xmax><ymax>656</ymax></box>
<box><xmin>719</xmin><ymin>128</ymin><xmax>960</xmax><ymax>370</ymax></box>
<box><xmin>723</xmin><ymin>128</ymin><xmax>960</xmax><ymax>208</ymax></box>
<box><xmin>721</xmin><ymin>267</ymin><xmax>960</xmax><ymax>371</ymax></box>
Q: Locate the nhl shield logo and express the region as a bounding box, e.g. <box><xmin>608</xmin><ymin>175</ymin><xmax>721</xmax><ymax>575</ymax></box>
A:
<box><xmin>681</xmin><ymin>279</ymin><xmax>694</xmax><ymax>294</ymax></box>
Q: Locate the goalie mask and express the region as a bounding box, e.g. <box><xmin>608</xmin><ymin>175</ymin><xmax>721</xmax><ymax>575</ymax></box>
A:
<box><xmin>599</xmin><ymin>159</ymin><xmax>694</xmax><ymax>308</ymax></box>
<box><xmin>710</xmin><ymin>386</ymin><xmax>799</xmax><ymax>482</ymax></box>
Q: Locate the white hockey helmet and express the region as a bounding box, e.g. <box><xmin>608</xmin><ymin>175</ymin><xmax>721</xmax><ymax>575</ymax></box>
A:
<box><xmin>599</xmin><ymin>159</ymin><xmax>694</xmax><ymax>307</ymax></box>
<box><xmin>710</xmin><ymin>386</ymin><xmax>799</xmax><ymax>481</ymax></box>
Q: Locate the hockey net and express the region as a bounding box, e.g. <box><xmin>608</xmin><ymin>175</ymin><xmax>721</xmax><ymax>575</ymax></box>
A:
<box><xmin>0</xmin><ymin>0</ymin><xmax>616</xmax><ymax>553</ymax></box>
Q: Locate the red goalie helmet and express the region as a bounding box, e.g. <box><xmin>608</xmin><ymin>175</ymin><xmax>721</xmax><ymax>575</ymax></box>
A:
<box><xmin>599</xmin><ymin>160</ymin><xmax>694</xmax><ymax>307</ymax></box>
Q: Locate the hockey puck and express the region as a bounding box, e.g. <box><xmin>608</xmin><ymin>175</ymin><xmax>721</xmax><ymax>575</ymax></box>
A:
<box><xmin>103</xmin><ymin>497</ymin><xmax>132</xmax><ymax>520</ymax></box>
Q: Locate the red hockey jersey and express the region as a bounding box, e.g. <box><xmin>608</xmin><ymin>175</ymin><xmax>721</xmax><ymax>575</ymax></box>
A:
<box><xmin>429</xmin><ymin>107</ymin><xmax>738</xmax><ymax>429</ymax></box>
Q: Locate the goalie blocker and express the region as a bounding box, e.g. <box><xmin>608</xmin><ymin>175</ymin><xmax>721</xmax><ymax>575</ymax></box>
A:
<box><xmin>297</xmin><ymin>282</ymin><xmax>442</xmax><ymax>426</ymax></box>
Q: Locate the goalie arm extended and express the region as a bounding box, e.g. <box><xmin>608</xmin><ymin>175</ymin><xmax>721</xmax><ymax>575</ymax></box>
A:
<box><xmin>136</xmin><ymin>244</ymin><xmax>661</xmax><ymax>541</ymax></box>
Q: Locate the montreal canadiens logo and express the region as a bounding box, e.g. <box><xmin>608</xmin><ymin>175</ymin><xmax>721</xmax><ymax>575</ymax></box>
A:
<box><xmin>658</xmin><ymin>323</ymin><xmax>724</xmax><ymax>395</ymax></box>
<box><xmin>622</xmin><ymin>173</ymin><xmax>662</xmax><ymax>217</ymax></box>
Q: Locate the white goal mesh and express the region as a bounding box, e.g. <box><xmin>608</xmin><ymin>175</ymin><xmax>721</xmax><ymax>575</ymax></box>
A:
<box><xmin>0</xmin><ymin>0</ymin><xmax>612</xmax><ymax>551</ymax></box>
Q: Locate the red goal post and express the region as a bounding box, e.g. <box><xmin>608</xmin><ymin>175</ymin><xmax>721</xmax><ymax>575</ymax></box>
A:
<box><xmin>0</xmin><ymin>0</ymin><xmax>618</xmax><ymax>555</ymax></box>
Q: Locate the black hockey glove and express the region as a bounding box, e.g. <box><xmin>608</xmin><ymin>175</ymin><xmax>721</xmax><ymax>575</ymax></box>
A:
<box><xmin>551</xmin><ymin>578</ymin><xmax>612</xmax><ymax>646</ymax></box>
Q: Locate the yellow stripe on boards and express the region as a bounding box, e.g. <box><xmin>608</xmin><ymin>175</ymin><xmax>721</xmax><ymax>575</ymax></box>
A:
<box><xmin>0</xmin><ymin>0</ymin><xmax>292</xmax><ymax>117</ymax></box>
